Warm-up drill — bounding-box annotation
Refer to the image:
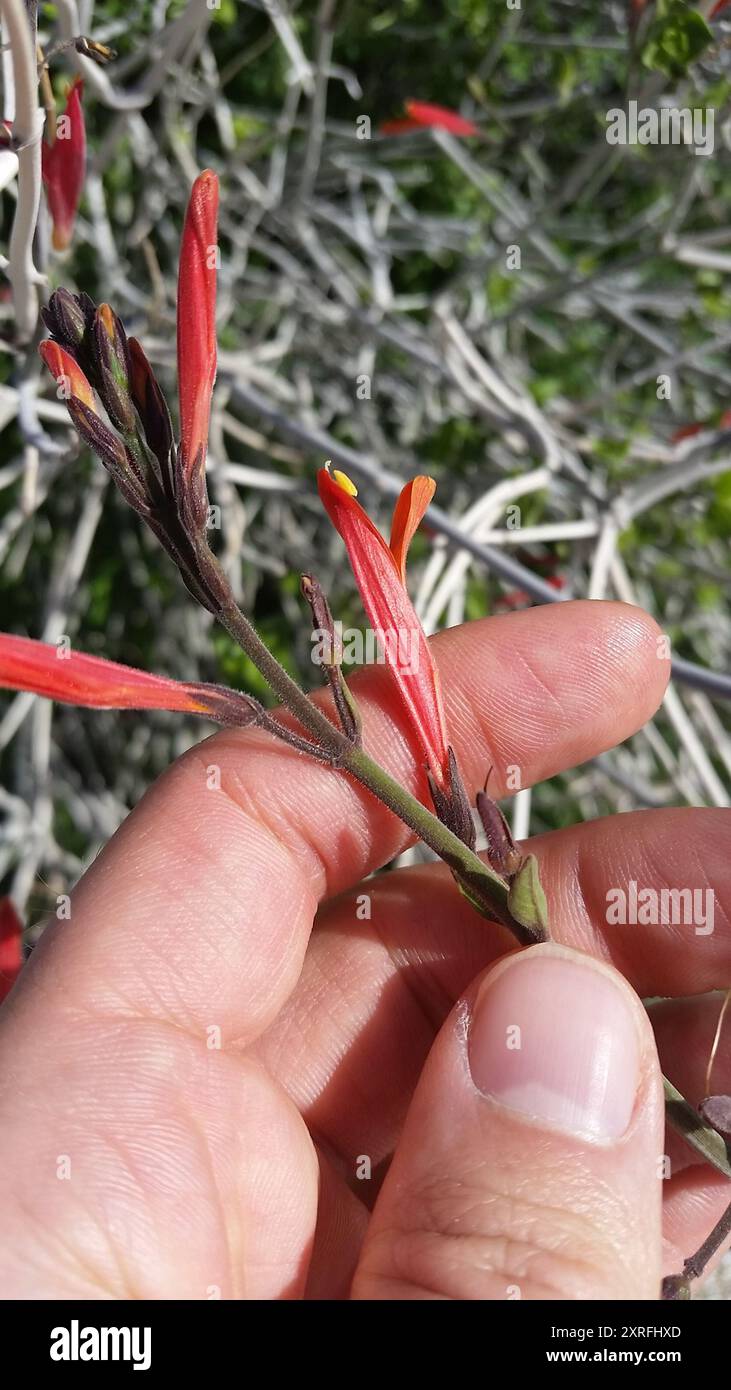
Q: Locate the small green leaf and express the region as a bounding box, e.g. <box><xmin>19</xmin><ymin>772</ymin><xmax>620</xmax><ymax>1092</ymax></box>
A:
<box><xmin>507</xmin><ymin>854</ymin><xmax>550</xmax><ymax>937</ymax></box>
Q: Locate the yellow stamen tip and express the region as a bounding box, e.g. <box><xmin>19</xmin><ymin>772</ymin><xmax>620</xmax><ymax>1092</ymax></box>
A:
<box><xmin>332</xmin><ymin>468</ymin><xmax>358</xmax><ymax>497</ymax></box>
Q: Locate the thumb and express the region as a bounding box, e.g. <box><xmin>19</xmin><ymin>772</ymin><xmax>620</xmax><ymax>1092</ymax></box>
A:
<box><xmin>352</xmin><ymin>942</ymin><xmax>664</xmax><ymax>1300</ymax></box>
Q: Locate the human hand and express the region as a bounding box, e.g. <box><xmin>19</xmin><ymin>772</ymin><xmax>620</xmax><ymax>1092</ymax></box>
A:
<box><xmin>0</xmin><ymin>601</ymin><xmax>728</xmax><ymax>1299</ymax></box>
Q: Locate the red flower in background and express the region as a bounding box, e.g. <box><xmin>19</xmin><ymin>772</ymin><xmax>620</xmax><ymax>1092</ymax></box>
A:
<box><xmin>381</xmin><ymin>100</ymin><xmax>479</xmax><ymax>138</ymax></box>
<box><xmin>318</xmin><ymin>466</ymin><xmax>450</xmax><ymax>786</ymax></box>
<box><xmin>0</xmin><ymin>897</ymin><xmax>22</xmax><ymax>1004</ymax></box>
<box><xmin>671</xmin><ymin>409</ymin><xmax>731</xmax><ymax>443</ymax></box>
<box><xmin>42</xmin><ymin>79</ymin><xmax>86</xmax><ymax>251</ymax></box>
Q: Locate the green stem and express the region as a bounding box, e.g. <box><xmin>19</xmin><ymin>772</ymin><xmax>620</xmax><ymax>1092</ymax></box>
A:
<box><xmin>216</xmin><ymin>598</ymin><xmax>541</xmax><ymax>945</ymax></box>
<box><xmin>663</xmin><ymin>1076</ymin><xmax>731</xmax><ymax>1179</ymax></box>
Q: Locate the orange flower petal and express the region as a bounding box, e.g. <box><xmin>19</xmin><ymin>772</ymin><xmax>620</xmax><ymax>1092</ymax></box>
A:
<box><xmin>389</xmin><ymin>475</ymin><xmax>436</xmax><ymax>583</ymax></box>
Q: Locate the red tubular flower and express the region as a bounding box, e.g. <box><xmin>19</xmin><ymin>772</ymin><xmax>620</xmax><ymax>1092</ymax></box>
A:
<box><xmin>317</xmin><ymin>466</ymin><xmax>450</xmax><ymax>786</ymax></box>
<box><xmin>381</xmin><ymin>102</ymin><xmax>479</xmax><ymax>137</ymax></box>
<box><xmin>177</xmin><ymin>169</ymin><xmax>219</xmax><ymax>487</ymax></box>
<box><xmin>41</xmin><ymin>79</ymin><xmax>86</xmax><ymax>251</ymax></box>
<box><xmin>0</xmin><ymin>632</ymin><xmax>257</xmax><ymax>727</ymax></box>
<box><xmin>405</xmin><ymin>101</ymin><xmax>479</xmax><ymax>136</ymax></box>
<box><xmin>0</xmin><ymin>897</ymin><xmax>22</xmax><ymax>1004</ymax></box>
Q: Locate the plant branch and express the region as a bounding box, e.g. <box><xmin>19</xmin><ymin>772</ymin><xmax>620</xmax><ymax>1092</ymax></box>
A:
<box><xmin>663</xmin><ymin>1195</ymin><xmax>731</xmax><ymax>1298</ymax></box>
<box><xmin>682</xmin><ymin>1198</ymin><xmax>731</xmax><ymax>1283</ymax></box>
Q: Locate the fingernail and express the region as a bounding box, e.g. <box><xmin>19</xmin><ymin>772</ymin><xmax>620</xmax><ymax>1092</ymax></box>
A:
<box><xmin>468</xmin><ymin>946</ymin><xmax>641</xmax><ymax>1141</ymax></box>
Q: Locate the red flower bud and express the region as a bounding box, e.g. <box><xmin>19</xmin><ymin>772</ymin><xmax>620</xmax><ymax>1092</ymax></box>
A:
<box><xmin>177</xmin><ymin>170</ymin><xmax>219</xmax><ymax>491</ymax></box>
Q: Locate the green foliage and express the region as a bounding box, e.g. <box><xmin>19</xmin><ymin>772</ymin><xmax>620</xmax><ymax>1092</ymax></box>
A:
<box><xmin>640</xmin><ymin>0</ymin><xmax>713</xmax><ymax>79</ymax></box>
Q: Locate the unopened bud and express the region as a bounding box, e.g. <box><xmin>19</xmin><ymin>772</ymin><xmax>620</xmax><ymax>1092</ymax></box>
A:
<box><xmin>41</xmin><ymin>288</ymin><xmax>90</xmax><ymax>350</ymax></box>
<box><xmin>428</xmin><ymin>746</ymin><xmax>476</xmax><ymax>850</ymax></box>
<box><xmin>127</xmin><ymin>337</ymin><xmax>175</xmax><ymax>485</ymax></box>
<box><xmin>476</xmin><ymin>790</ymin><xmax>523</xmax><ymax>878</ymax></box>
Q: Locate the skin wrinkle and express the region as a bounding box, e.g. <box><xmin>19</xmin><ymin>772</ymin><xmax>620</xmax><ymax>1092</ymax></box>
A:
<box><xmin>296</xmin><ymin>961</ymin><xmax>380</xmax><ymax>1119</ymax></box>
<box><xmin>438</xmin><ymin>677</ymin><xmax>501</xmax><ymax>786</ymax></box>
<box><xmin>254</xmin><ymin>889</ymin><xmax>462</xmax><ymax>1168</ymax></box>
<box><xmin>571</xmin><ymin>822</ymin><xmax>640</xmax><ymax>970</ymax></box>
<box><xmin>9</xmin><ymin>1185</ymin><xmax>128</xmax><ymax>1300</ymax></box>
<box><xmin>303</xmin><ymin>1031</ymin><xmax>401</xmax><ymax>1173</ymax></box>
<box><xmin>76</xmin><ymin>1129</ymin><xmax>172</xmax><ymax>1299</ymax></box>
<box><xmin>293</xmin><ymin>1036</ymin><xmax>395</xmax><ymax>1185</ymax></box>
<box><xmin>364</xmin><ymin>892</ymin><xmax>456</xmax><ymax>1038</ymax></box>
<box><xmin>365</xmin><ymin>1192</ymin><xmax>620</xmax><ymax>1300</ymax></box>
<box><xmin>202</xmin><ymin>725</ymin><xmax>406</xmax><ymax>893</ymax></box>
<box><xmin>662</xmin><ymin>1171</ymin><xmax>731</xmax><ymax>1277</ymax></box>
<box><xmin>177</xmin><ymin>1092</ymin><xmax>239</xmax><ymax>1297</ymax></box>
<box><xmin>511</xmin><ymin>645</ymin><xmax>567</xmax><ymax>733</ymax></box>
<box><xmin>196</xmin><ymin>742</ymin><xmax>332</xmax><ymax>902</ymax></box>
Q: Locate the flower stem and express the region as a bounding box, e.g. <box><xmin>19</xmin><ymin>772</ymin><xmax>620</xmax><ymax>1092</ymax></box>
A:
<box><xmin>216</xmin><ymin>598</ymin><xmax>542</xmax><ymax>945</ymax></box>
